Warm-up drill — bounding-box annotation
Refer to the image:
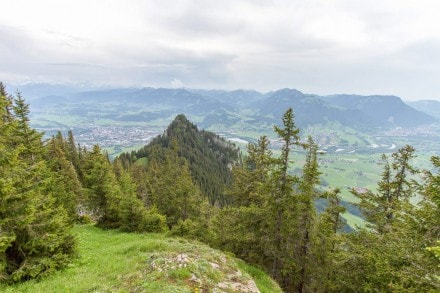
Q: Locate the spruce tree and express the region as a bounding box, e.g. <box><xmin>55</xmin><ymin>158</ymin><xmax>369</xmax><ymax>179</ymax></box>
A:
<box><xmin>294</xmin><ymin>136</ymin><xmax>321</xmax><ymax>293</ymax></box>
<box><xmin>335</xmin><ymin>146</ymin><xmax>439</xmax><ymax>291</ymax></box>
<box><xmin>313</xmin><ymin>188</ymin><xmax>346</xmax><ymax>292</ymax></box>
<box><xmin>82</xmin><ymin>145</ymin><xmax>121</xmax><ymax>228</ymax></box>
<box><xmin>267</xmin><ymin>108</ymin><xmax>300</xmax><ymax>287</ymax></box>
<box><xmin>227</xmin><ymin>135</ymin><xmax>273</xmax><ymax>207</ymax></box>
<box><xmin>113</xmin><ymin>160</ymin><xmax>166</xmax><ymax>233</ymax></box>
<box><xmin>144</xmin><ymin>143</ymin><xmax>202</xmax><ymax>228</ymax></box>
<box><xmin>354</xmin><ymin>145</ymin><xmax>417</xmax><ymax>233</ymax></box>
<box><xmin>45</xmin><ymin>137</ymin><xmax>83</xmax><ymax>223</ymax></box>
<box><xmin>212</xmin><ymin>136</ymin><xmax>274</xmax><ymax>267</ymax></box>
<box><xmin>0</xmin><ymin>87</ymin><xmax>75</xmax><ymax>282</ymax></box>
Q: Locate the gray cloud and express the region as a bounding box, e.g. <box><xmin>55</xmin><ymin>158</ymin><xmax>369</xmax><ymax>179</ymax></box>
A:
<box><xmin>1</xmin><ymin>0</ymin><xmax>440</xmax><ymax>100</ymax></box>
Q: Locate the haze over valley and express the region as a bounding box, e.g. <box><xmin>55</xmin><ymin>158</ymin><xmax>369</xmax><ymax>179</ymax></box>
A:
<box><xmin>11</xmin><ymin>83</ymin><xmax>439</xmax><ymax>156</ymax></box>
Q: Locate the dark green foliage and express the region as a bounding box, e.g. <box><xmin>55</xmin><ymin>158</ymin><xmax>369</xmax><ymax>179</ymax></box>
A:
<box><xmin>210</xmin><ymin>205</ymin><xmax>267</xmax><ymax>266</ymax></box>
<box><xmin>416</xmin><ymin>156</ymin><xmax>440</xmax><ymax>243</ymax></box>
<box><xmin>122</xmin><ymin>114</ymin><xmax>240</xmax><ymax>205</ymax></box>
<box><xmin>210</xmin><ymin>111</ymin><xmax>439</xmax><ymax>291</ymax></box>
<box><xmin>115</xmin><ymin>160</ymin><xmax>167</xmax><ymax>233</ymax></box>
<box><xmin>45</xmin><ymin>137</ymin><xmax>83</xmax><ymax>223</ymax></box>
<box><xmin>227</xmin><ymin>135</ymin><xmax>273</xmax><ymax>207</ymax></box>
<box><xmin>334</xmin><ymin>229</ymin><xmax>438</xmax><ymax>292</ymax></box>
<box><xmin>119</xmin><ymin>199</ymin><xmax>166</xmax><ymax>233</ymax></box>
<box><xmin>2</xmin><ymin>81</ymin><xmax>439</xmax><ymax>291</ymax></box>
<box><xmin>334</xmin><ymin>146</ymin><xmax>440</xmax><ymax>292</ymax></box>
<box><xmin>0</xmin><ymin>85</ymin><xmax>75</xmax><ymax>282</ymax></box>
<box><xmin>80</xmin><ymin>145</ymin><xmax>166</xmax><ymax>233</ymax></box>
<box><xmin>312</xmin><ymin>188</ymin><xmax>346</xmax><ymax>292</ymax></box>
<box><xmin>142</xmin><ymin>144</ymin><xmax>203</xmax><ymax>228</ymax></box>
<box><xmin>211</xmin><ymin>109</ymin><xmax>334</xmax><ymax>292</ymax></box>
<box><xmin>266</xmin><ymin>108</ymin><xmax>302</xmax><ymax>288</ymax></box>
<box><xmin>82</xmin><ymin>145</ymin><xmax>121</xmax><ymax>227</ymax></box>
<box><xmin>353</xmin><ymin>145</ymin><xmax>417</xmax><ymax>233</ymax></box>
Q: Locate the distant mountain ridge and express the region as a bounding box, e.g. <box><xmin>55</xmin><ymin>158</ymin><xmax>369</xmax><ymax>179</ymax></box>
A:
<box><xmin>24</xmin><ymin>83</ymin><xmax>438</xmax><ymax>131</ymax></box>
<box><xmin>253</xmin><ymin>88</ymin><xmax>436</xmax><ymax>129</ymax></box>
<box><xmin>408</xmin><ymin>100</ymin><xmax>440</xmax><ymax>119</ymax></box>
<box><xmin>322</xmin><ymin>94</ymin><xmax>436</xmax><ymax>128</ymax></box>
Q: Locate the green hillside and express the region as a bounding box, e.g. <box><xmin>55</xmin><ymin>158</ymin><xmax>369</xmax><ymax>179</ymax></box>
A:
<box><xmin>120</xmin><ymin>114</ymin><xmax>241</xmax><ymax>205</ymax></box>
<box><xmin>0</xmin><ymin>225</ymin><xmax>281</xmax><ymax>293</ymax></box>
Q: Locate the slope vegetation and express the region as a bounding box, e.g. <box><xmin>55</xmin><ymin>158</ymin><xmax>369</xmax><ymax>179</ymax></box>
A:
<box><xmin>1</xmin><ymin>225</ymin><xmax>281</xmax><ymax>293</ymax></box>
<box><xmin>123</xmin><ymin>114</ymin><xmax>241</xmax><ymax>204</ymax></box>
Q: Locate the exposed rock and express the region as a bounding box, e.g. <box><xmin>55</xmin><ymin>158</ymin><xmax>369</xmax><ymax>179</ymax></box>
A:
<box><xmin>147</xmin><ymin>250</ymin><xmax>267</xmax><ymax>292</ymax></box>
<box><xmin>216</xmin><ymin>279</ymin><xmax>260</xmax><ymax>292</ymax></box>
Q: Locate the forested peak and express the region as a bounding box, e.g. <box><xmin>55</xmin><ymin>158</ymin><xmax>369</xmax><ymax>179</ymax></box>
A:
<box><xmin>173</xmin><ymin>113</ymin><xmax>190</xmax><ymax>123</ymax></box>
<box><xmin>120</xmin><ymin>115</ymin><xmax>240</xmax><ymax>205</ymax></box>
<box><xmin>162</xmin><ymin>114</ymin><xmax>237</xmax><ymax>152</ymax></box>
<box><xmin>165</xmin><ymin>114</ymin><xmax>197</xmax><ymax>136</ymax></box>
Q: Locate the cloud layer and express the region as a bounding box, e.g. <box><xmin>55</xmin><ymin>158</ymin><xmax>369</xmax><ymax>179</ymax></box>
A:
<box><xmin>1</xmin><ymin>0</ymin><xmax>440</xmax><ymax>100</ymax></box>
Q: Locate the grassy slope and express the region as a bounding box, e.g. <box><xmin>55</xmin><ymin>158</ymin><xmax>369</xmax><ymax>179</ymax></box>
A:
<box><xmin>1</xmin><ymin>225</ymin><xmax>281</xmax><ymax>293</ymax></box>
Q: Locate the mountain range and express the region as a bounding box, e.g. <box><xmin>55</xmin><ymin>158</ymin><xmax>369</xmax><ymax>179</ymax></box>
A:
<box><xmin>9</xmin><ymin>83</ymin><xmax>438</xmax><ymax>132</ymax></box>
<box><xmin>408</xmin><ymin>100</ymin><xmax>440</xmax><ymax>119</ymax></box>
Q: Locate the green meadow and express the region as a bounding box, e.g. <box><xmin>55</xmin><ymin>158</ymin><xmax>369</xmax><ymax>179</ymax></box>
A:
<box><xmin>1</xmin><ymin>225</ymin><xmax>281</xmax><ymax>293</ymax></box>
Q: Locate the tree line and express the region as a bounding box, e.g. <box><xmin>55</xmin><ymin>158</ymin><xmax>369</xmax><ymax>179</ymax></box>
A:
<box><xmin>0</xmin><ymin>85</ymin><xmax>168</xmax><ymax>282</ymax></box>
<box><xmin>1</xmin><ymin>84</ymin><xmax>439</xmax><ymax>291</ymax></box>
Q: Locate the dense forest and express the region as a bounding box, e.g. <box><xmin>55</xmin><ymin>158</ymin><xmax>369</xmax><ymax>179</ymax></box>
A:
<box><xmin>1</xmin><ymin>84</ymin><xmax>439</xmax><ymax>292</ymax></box>
<box><xmin>118</xmin><ymin>114</ymin><xmax>241</xmax><ymax>206</ymax></box>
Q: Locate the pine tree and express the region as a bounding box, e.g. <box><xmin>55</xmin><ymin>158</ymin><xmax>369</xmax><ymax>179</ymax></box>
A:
<box><xmin>267</xmin><ymin>108</ymin><xmax>301</xmax><ymax>287</ymax></box>
<box><xmin>211</xmin><ymin>136</ymin><xmax>274</xmax><ymax>267</ymax></box>
<box><xmin>144</xmin><ymin>143</ymin><xmax>202</xmax><ymax>228</ymax></box>
<box><xmin>313</xmin><ymin>188</ymin><xmax>346</xmax><ymax>292</ymax></box>
<box><xmin>227</xmin><ymin>135</ymin><xmax>273</xmax><ymax>207</ymax></box>
<box><xmin>0</xmin><ymin>87</ymin><xmax>75</xmax><ymax>282</ymax></box>
<box><xmin>113</xmin><ymin>160</ymin><xmax>166</xmax><ymax>233</ymax></box>
<box><xmin>82</xmin><ymin>145</ymin><xmax>121</xmax><ymax>228</ymax></box>
<box><xmin>335</xmin><ymin>146</ymin><xmax>439</xmax><ymax>291</ymax></box>
<box><xmin>294</xmin><ymin>136</ymin><xmax>321</xmax><ymax>293</ymax></box>
<box><xmin>354</xmin><ymin>145</ymin><xmax>417</xmax><ymax>233</ymax></box>
<box><xmin>45</xmin><ymin>137</ymin><xmax>83</xmax><ymax>222</ymax></box>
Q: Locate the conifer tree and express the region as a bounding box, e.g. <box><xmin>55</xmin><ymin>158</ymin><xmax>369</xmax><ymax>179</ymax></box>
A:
<box><xmin>214</xmin><ymin>109</ymin><xmax>327</xmax><ymax>292</ymax></box>
<box><xmin>227</xmin><ymin>135</ymin><xmax>273</xmax><ymax>207</ymax></box>
<box><xmin>45</xmin><ymin>137</ymin><xmax>83</xmax><ymax>222</ymax></box>
<box><xmin>294</xmin><ymin>136</ymin><xmax>321</xmax><ymax>293</ymax></box>
<box><xmin>418</xmin><ymin>156</ymin><xmax>440</xmax><ymax>243</ymax></box>
<box><xmin>0</xmin><ymin>86</ymin><xmax>75</xmax><ymax>282</ymax></box>
<box><xmin>354</xmin><ymin>145</ymin><xmax>416</xmax><ymax>233</ymax></box>
<box><xmin>267</xmin><ymin>108</ymin><xmax>301</xmax><ymax>286</ymax></box>
<box><xmin>211</xmin><ymin>136</ymin><xmax>273</xmax><ymax>266</ymax></box>
<box><xmin>144</xmin><ymin>143</ymin><xmax>202</xmax><ymax>228</ymax></box>
<box><xmin>82</xmin><ymin>145</ymin><xmax>121</xmax><ymax>228</ymax></box>
<box><xmin>313</xmin><ymin>188</ymin><xmax>346</xmax><ymax>292</ymax></box>
<box><xmin>113</xmin><ymin>159</ymin><xmax>166</xmax><ymax>233</ymax></box>
<box><xmin>66</xmin><ymin>130</ymin><xmax>80</xmax><ymax>166</ymax></box>
<box><xmin>335</xmin><ymin>146</ymin><xmax>439</xmax><ymax>291</ymax></box>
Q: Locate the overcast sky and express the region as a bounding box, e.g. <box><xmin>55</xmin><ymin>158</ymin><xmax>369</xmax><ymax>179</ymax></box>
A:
<box><xmin>1</xmin><ymin>0</ymin><xmax>440</xmax><ymax>100</ymax></box>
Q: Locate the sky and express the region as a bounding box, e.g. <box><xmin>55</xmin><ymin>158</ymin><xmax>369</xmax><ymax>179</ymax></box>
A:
<box><xmin>1</xmin><ymin>0</ymin><xmax>440</xmax><ymax>100</ymax></box>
